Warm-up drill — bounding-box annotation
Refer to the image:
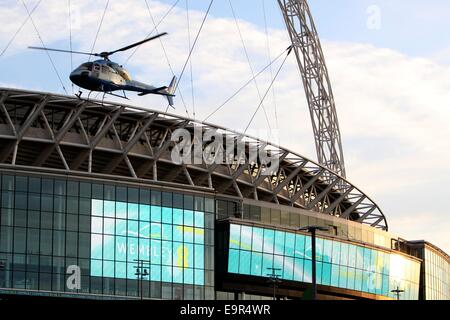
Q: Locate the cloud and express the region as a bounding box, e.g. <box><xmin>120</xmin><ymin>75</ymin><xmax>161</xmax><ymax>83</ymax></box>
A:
<box><xmin>0</xmin><ymin>0</ymin><xmax>449</xmax><ymax>253</ymax></box>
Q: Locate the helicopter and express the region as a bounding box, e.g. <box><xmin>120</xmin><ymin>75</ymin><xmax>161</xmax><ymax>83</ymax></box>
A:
<box><xmin>29</xmin><ymin>32</ymin><xmax>177</xmax><ymax>106</ymax></box>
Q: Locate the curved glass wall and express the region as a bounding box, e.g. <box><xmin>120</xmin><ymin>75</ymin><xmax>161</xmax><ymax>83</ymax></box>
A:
<box><xmin>227</xmin><ymin>224</ymin><xmax>420</xmax><ymax>300</ymax></box>
<box><xmin>0</xmin><ymin>173</ymin><xmax>215</xmax><ymax>299</ymax></box>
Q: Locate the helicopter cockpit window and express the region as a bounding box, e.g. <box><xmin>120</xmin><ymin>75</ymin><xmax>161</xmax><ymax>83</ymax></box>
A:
<box><xmin>80</xmin><ymin>62</ymin><xmax>93</xmax><ymax>71</ymax></box>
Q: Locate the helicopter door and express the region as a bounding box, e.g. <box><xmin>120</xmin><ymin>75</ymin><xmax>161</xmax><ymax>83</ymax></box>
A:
<box><xmin>92</xmin><ymin>64</ymin><xmax>101</xmax><ymax>78</ymax></box>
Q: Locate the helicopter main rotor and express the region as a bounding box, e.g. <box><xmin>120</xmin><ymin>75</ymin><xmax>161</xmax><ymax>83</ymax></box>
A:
<box><xmin>28</xmin><ymin>32</ymin><xmax>167</xmax><ymax>60</ymax></box>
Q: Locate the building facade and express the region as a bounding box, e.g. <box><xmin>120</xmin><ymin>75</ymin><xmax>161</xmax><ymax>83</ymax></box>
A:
<box><xmin>0</xmin><ymin>88</ymin><xmax>448</xmax><ymax>300</ymax></box>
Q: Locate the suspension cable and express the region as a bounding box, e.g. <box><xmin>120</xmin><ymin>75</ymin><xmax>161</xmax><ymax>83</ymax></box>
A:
<box><xmin>68</xmin><ymin>0</ymin><xmax>74</xmax><ymax>94</ymax></box>
<box><xmin>186</xmin><ymin>0</ymin><xmax>196</xmax><ymax>118</ymax></box>
<box><xmin>21</xmin><ymin>0</ymin><xmax>68</xmax><ymax>95</ymax></box>
<box><xmin>89</xmin><ymin>0</ymin><xmax>109</xmax><ymax>62</ymax></box>
<box><xmin>262</xmin><ymin>0</ymin><xmax>279</xmax><ymax>130</ymax></box>
<box><xmin>143</xmin><ymin>0</ymin><xmax>190</xmax><ymax>117</ymax></box>
<box><xmin>175</xmin><ymin>0</ymin><xmax>214</xmax><ymax>91</ymax></box>
<box><xmin>244</xmin><ymin>47</ymin><xmax>292</xmax><ymax>133</ymax></box>
<box><xmin>0</xmin><ymin>0</ymin><xmax>42</xmax><ymax>58</ymax></box>
<box><xmin>228</xmin><ymin>0</ymin><xmax>272</xmax><ymax>134</ymax></box>
<box><xmin>126</xmin><ymin>0</ymin><xmax>180</xmax><ymax>63</ymax></box>
<box><xmin>203</xmin><ymin>46</ymin><xmax>291</xmax><ymax>123</ymax></box>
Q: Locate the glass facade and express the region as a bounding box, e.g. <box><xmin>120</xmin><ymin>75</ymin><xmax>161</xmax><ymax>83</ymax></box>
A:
<box><xmin>227</xmin><ymin>224</ymin><xmax>421</xmax><ymax>300</ymax></box>
<box><xmin>423</xmin><ymin>247</ymin><xmax>450</xmax><ymax>300</ymax></box>
<box><xmin>0</xmin><ymin>173</ymin><xmax>215</xmax><ymax>299</ymax></box>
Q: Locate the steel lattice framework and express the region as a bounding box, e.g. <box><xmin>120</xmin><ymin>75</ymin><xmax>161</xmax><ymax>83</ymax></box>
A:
<box><xmin>278</xmin><ymin>0</ymin><xmax>346</xmax><ymax>178</ymax></box>
<box><xmin>0</xmin><ymin>88</ymin><xmax>387</xmax><ymax>229</ymax></box>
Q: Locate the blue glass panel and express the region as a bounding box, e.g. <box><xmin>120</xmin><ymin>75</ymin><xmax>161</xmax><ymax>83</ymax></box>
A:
<box><xmin>173</xmin><ymin>267</ymin><xmax>183</xmax><ymax>284</ymax></box>
<box><xmin>92</xmin><ymin>199</ymin><xmax>103</xmax><ymax>216</ymax></box>
<box><xmin>161</xmin><ymin>240</ymin><xmax>172</xmax><ymax>266</ymax></box>
<box><xmin>161</xmin><ymin>207</ymin><xmax>172</xmax><ymax>224</ymax></box>
<box><xmin>173</xmin><ymin>225</ymin><xmax>183</xmax><ymax>242</ymax></box>
<box><xmin>127</xmin><ymin>220</ymin><xmax>138</xmax><ymax>238</ymax></box>
<box><xmin>340</xmin><ymin>243</ymin><xmax>349</xmax><ymax>266</ymax></box>
<box><xmin>331</xmin><ymin>264</ymin><xmax>340</xmax><ymax>287</ymax></box>
<box><xmin>194</xmin><ymin>244</ymin><xmax>204</xmax><ymax>269</ymax></box>
<box><xmin>194</xmin><ymin>227</ymin><xmax>204</xmax><ymax>244</ymax></box>
<box><xmin>103</xmin><ymin>200</ymin><xmax>115</xmax><ymax>217</ymax></box>
<box><xmin>151</xmin><ymin>206</ymin><xmax>162</xmax><ymax>222</ymax></box>
<box><xmin>184</xmin><ymin>268</ymin><xmax>194</xmax><ymax>284</ymax></box>
<box><xmin>116</xmin><ymin>201</ymin><xmax>127</xmax><ymax>219</ymax></box>
<box><xmin>229</xmin><ymin>224</ymin><xmax>241</xmax><ymax>249</ymax></box>
<box><xmin>322</xmin><ymin>239</ymin><xmax>332</xmax><ymax>263</ymax></box>
<box><xmin>355</xmin><ymin>269</ymin><xmax>363</xmax><ymax>291</ymax></box>
<box><xmin>139</xmin><ymin>204</ymin><xmax>150</xmax><ymax>221</ymax></box>
<box><xmin>252</xmin><ymin>227</ymin><xmax>264</xmax><ymax>252</ymax></box>
<box><xmin>347</xmin><ymin>267</ymin><xmax>356</xmax><ymax>290</ymax></box>
<box><xmin>195</xmin><ymin>269</ymin><xmax>204</xmax><ymax>285</ymax></box>
<box><xmin>283</xmin><ymin>257</ymin><xmax>294</xmax><ymax>280</ymax></box>
<box><xmin>183</xmin><ymin>210</ymin><xmax>194</xmax><ymax>226</ymax></box>
<box><xmin>263</xmin><ymin>229</ymin><xmax>274</xmax><ymax>254</ymax></box>
<box><xmin>274</xmin><ymin>231</ymin><xmax>285</xmax><ymax>255</ymax></box>
<box><xmin>138</xmin><ymin>221</ymin><xmax>149</xmax><ymax>238</ymax></box>
<box><xmin>348</xmin><ymin>244</ymin><xmax>357</xmax><ymax>268</ymax></box>
<box><xmin>103</xmin><ymin>218</ymin><xmax>115</xmax><ymax>235</ymax></box>
<box><xmin>273</xmin><ymin>255</ymin><xmax>284</xmax><ymax>276</ymax></box>
<box><xmin>185</xmin><ymin>243</ymin><xmax>194</xmax><ymax>268</ymax></box>
<box><xmin>162</xmin><ymin>224</ymin><xmax>172</xmax><ymax>241</ymax></box>
<box><xmin>128</xmin><ymin>203</ymin><xmax>139</xmax><ymax>220</ymax></box>
<box><xmin>183</xmin><ymin>226</ymin><xmax>194</xmax><ymax>243</ymax></box>
<box><xmin>173</xmin><ymin>242</ymin><xmax>184</xmax><ymax>268</ymax></box>
<box><xmin>239</xmin><ymin>250</ymin><xmax>251</xmax><ymax>275</ymax></box>
<box><xmin>284</xmin><ymin>233</ymin><xmax>295</xmax><ymax>257</ymax></box>
<box><xmin>363</xmin><ymin>248</ymin><xmax>371</xmax><ymax>270</ymax></box>
<box><xmin>127</xmin><ymin>237</ymin><xmax>138</xmax><ymax>261</ymax></box>
<box><xmin>356</xmin><ymin>246</ymin><xmax>365</xmax><ymax>269</ymax></box>
<box><xmin>362</xmin><ymin>270</ymin><xmax>370</xmax><ymax>292</ymax></box>
<box><xmin>294</xmin><ymin>234</ymin><xmax>305</xmax><ymax>258</ymax></box>
<box><xmin>262</xmin><ymin>253</ymin><xmax>274</xmax><ymax>275</ymax></box>
<box><xmin>332</xmin><ymin>241</ymin><xmax>341</xmax><ymax>265</ymax></box>
<box><xmin>228</xmin><ymin>249</ymin><xmax>239</xmax><ymax>273</ymax></box>
<box><xmin>293</xmin><ymin>258</ymin><xmax>304</xmax><ymax>282</ymax></box>
<box><xmin>115</xmin><ymin>236</ymin><xmax>127</xmax><ymax>261</ymax></box>
<box><xmin>151</xmin><ymin>264</ymin><xmax>161</xmax><ymax>281</ymax></box>
<box><xmin>103</xmin><ymin>235</ymin><xmax>115</xmax><ymax>260</ymax></box>
<box><xmin>316</xmin><ymin>238</ymin><xmax>324</xmax><ymax>261</ymax></box>
<box><xmin>304</xmin><ymin>236</ymin><xmax>312</xmax><ymax>260</ymax></box>
<box><xmin>321</xmin><ymin>262</ymin><xmax>332</xmax><ymax>286</ymax></box>
<box><xmin>240</xmin><ymin>226</ymin><xmax>253</xmax><ymax>251</ymax></box>
<box><xmin>151</xmin><ymin>239</ymin><xmax>161</xmax><ymax>264</ymax></box>
<box><xmin>91</xmin><ymin>216</ymin><xmax>103</xmax><ymax>234</ymax></box>
<box><xmin>115</xmin><ymin>219</ymin><xmax>127</xmax><ymax>236</ymax></box>
<box><xmin>304</xmin><ymin>259</ymin><xmax>312</xmax><ymax>283</ymax></box>
<box><xmin>127</xmin><ymin>262</ymin><xmax>136</xmax><ymax>279</ymax></box>
<box><xmin>250</xmin><ymin>252</ymin><xmax>263</xmax><ymax>276</ymax></box>
<box><xmin>91</xmin><ymin>260</ymin><xmax>102</xmax><ymax>276</ymax></box>
<box><xmin>194</xmin><ymin>211</ymin><xmax>204</xmax><ymax>227</ymax></box>
<box><xmin>103</xmin><ymin>260</ymin><xmax>114</xmax><ymax>277</ymax></box>
<box><xmin>316</xmin><ymin>261</ymin><xmax>323</xmax><ymax>284</ymax></box>
<box><xmin>115</xmin><ymin>261</ymin><xmax>126</xmax><ymax>278</ymax></box>
<box><xmin>151</xmin><ymin>223</ymin><xmax>162</xmax><ymax>239</ymax></box>
<box><xmin>91</xmin><ymin>234</ymin><xmax>103</xmax><ymax>259</ymax></box>
<box><xmin>162</xmin><ymin>265</ymin><xmax>172</xmax><ymax>282</ymax></box>
<box><xmin>173</xmin><ymin>208</ymin><xmax>183</xmax><ymax>225</ymax></box>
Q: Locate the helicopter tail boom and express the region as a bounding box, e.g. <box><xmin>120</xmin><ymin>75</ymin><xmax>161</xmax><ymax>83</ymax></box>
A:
<box><xmin>137</xmin><ymin>76</ymin><xmax>177</xmax><ymax>107</ymax></box>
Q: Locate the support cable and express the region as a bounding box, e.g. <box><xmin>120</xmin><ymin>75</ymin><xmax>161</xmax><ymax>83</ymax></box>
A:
<box><xmin>244</xmin><ymin>47</ymin><xmax>292</xmax><ymax>133</ymax></box>
<box><xmin>126</xmin><ymin>0</ymin><xmax>180</xmax><ymax>63</ymax></box>
<box><xmin>21</xmin><ymin>0</ymin><xmax>68</xmax><ymax>94</ymax></box>
<box><xmin>143</xmin><ymin>0</ymin><xmax>189</xmax><ymax>117</ymax></box>
<box><xmin>262</xmin><ymin>0</ymin><xmax>279</xmax><ymax>130</ymax></box>
<box><xmin>203</xmin><ymin>46</ymin><xmax>290</xmax><ymax>123</ymax></box>
<box><xmin>175</xmin><ymin>0</ymin><xmax>214</xmax><ymax>91</ymax></box>
<box><xmin>68</xmin><ymin>0</ymin><xmax>74</xmax><ymax>94</ymax></box>
<box><xmin>0</xmin><ymin>0</ymin><xmax>42</xmax><ymax>58</ymax></box>
<box><xmin>228</xmin><ymin>0</ymin><xmax>272</xmax><ymax>134</ymax></box>
<box><xmin>186</xmin><ymin>0</ymin><xmax>196</xmax><ymax>118</ymax></box>
<box><xmin>89</xmin><ymin>0</ymin><xmax>109</xmax><ymax>62</ymax></box>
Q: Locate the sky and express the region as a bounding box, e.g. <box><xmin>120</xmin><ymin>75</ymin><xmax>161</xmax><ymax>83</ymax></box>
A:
<box><xmin>0</xmin><ymin>0</ymin><xmax>449</xmax><ymax>253</ymax></box>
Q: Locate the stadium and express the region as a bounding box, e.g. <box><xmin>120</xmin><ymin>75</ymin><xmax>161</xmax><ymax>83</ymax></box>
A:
<box><xmin>0</xmin><ymin>87</ymin><xmax>448</xmax><ymax>300</ymax></box>
<box><xmin>1</xmin><ymin>0</ymin><xmax>449</xmax><ymax>301</ymax></box>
